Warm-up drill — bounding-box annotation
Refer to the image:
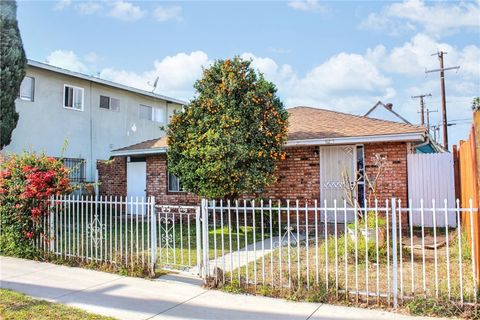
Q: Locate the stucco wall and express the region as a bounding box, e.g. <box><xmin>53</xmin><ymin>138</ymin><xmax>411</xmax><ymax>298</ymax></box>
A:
<box><xmin>3</xmin><ymin>65</ymin><xmax>182</xmax><ymax>181</ymax></box>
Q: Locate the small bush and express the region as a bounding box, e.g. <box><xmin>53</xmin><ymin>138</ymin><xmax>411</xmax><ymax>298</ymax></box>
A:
<box><xmin>0</xmin><ymin>152</ymin><xmax>71</xmax><ymax>259</ymax></box>
<box><xmin>450</xmin><ymin>230</ymin><xmax>472</xmax><ymax>262</ymax></box>
<box><xmin>222</xmin><ymin>279</ymin><xmax>246</xmax><ymax>294</ymax></box>
<box><xmin>405</xmin><ymin>296</ymin><xmax>475</xmax><ymax>319</ymax></box>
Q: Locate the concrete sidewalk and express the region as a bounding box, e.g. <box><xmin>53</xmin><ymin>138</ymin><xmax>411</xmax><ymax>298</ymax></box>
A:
<box><xmin>0</xmin><ymin>256</ymin><xmax>444</xmax><ymax>320</ymax></box>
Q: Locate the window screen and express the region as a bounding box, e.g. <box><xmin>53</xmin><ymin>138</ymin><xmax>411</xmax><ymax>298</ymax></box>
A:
<box><xmin>19</xmin><ymin>76</ymin><xmax>34</xmax><ymax>101</ymax></box>
<box><xmin>139</xmin><ymin>105</ymin><xmax>152</xmax><ymax>120</ymax></box>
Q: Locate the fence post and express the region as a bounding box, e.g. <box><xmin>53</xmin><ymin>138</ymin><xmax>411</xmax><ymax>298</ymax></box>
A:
<box><xmin>201</xmin><ymin>199</ymin><xmax>210</xmax><ymax>279</ymax></box>
<box><xmin>391</xmin><ymin>198</ymin><xmax>398</xmax><ymax>308</ymax></box>
<box><xmin>49</xmin><ymin>196</ymin><xmax>55</xmax><ymax>253</ymax></box>
<box><xmin>195</xmin><ymin>205</ymin><xmax>202</xmax><ymax>276</ymax></box>
<box><xmin>150</xmin><ymin>196</ymin><xmax>157</xmax><ymax>274</ymax></box>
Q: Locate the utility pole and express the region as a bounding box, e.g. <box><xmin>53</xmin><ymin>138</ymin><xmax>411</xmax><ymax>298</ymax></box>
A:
<box><xmin>412</xmin><ymin>93</ymin><xmax>432</xmax><ymax>126</ymax></box>
<box><xmin>425</xmin><ymin>108</ymin><xmax>438</xmax><ymax>134</ymax></box>
<box><xmin>425</xmin><ymin>51</ymin><xmax>460</xmax><ymax>150</ymax></box>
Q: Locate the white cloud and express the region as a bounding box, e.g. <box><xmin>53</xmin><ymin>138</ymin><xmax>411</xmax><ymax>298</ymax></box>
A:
<box><xmin>100</xmin><ymin>51</ymin><xmax>210</xmax><ymax>99</ymax></box>
<box><xmin>360</xmin><ymin>0</ymin><xmax>480</xmax><ymax>37</ymax></box>
<box><xmin>287</xmin><ymin>0</ymin><xmax>325</xmax><ymax>12</ymax></box>
<box><xmin>53</xmin><ymin>0</ymin><xmax>72</xmax><ymax>11</ymax></box>
<box><xmin>240</xmin><ymin>52</ymin><xmax>393</xmax><ymax>113</ymax></box>
<box><xmin>366</xmin><ymin>33</ymin><xmax>480</xmax><ymax>80</ymax></box>
<box><xmin>75</xmin><ymin>1</ymin><xmax>102</xmax><ymax>15</ymax></box>
<box><xmin>84</xmin><ymin>52</ymin><xmax>100</xmax><ymax>64</ymax></box>
<box><xmin>154</xmin><ymin>5</ymin><xmax>182</xmax><ymax>22</ymax></box>
<box><xmin>359</xmin><ymin>12</ymin><xmax>416</xmax><ymax>36</ymax></box>
<box><xmin>109</xmin><ymin>0</ymin><xmax>145</xmax><ymax>21</ymax></box>
<box><xmin>45</xmin><ymin>50</ymin><xmax>88</xmax><ymax>73</ymax></box>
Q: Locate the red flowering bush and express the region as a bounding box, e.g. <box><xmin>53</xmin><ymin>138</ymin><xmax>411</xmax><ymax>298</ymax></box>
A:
<box><xmin>0</xmin><ymin>152</ymin><xmax>72</xmax><ymax>258</ymax></box>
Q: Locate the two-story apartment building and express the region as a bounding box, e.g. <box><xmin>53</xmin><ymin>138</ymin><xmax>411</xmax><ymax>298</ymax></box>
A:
<box><xmin>2</xmin><ymin>60</ymin><xmax>185</xmax><ymax>186</ymax></box>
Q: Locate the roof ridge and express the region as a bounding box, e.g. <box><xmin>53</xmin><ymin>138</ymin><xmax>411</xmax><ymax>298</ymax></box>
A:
<box><xmin>288</xmin><ymin>106</ymin><xmax>423</xmax><ymax>130</ymax></box>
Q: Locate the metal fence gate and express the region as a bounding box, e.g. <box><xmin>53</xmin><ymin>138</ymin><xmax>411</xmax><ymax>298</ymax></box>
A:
<box><xmin>151</xmin><ymin>204</ymin><xmax>202</xmax><ymax>274</ymax></box>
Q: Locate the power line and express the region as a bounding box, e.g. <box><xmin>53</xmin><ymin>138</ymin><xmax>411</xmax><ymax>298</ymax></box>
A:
<box><xmin>425</xmin><ymin>51</ymin><xmax>460</xmax><ymax>150</ymax></box>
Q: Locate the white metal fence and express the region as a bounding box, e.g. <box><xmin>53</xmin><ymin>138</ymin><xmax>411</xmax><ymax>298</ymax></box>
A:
<box><xmin>45</xmin><ymin>195</ymin><xmax>156</xmax><ymax>270</ymax></box>
<box><xmin>200</xmin><ymin>198</ymin><xmax>479</xmax><ymax>307</ymax></box>
<box><xmin>39</xmin><ymin>195</ymin><xmax>202</xmax><ymax>274</ymax></box>
<box><xmin>29</xmin><ymin>195</ymin><xmax>479</xmax><ymax>307</ymax></box>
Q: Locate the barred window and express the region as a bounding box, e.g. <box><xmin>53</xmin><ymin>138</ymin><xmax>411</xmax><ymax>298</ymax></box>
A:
<box><xmin>61</xmin><ymin>158</ymin><xmax>86</xmax><ymax>183</ymax></box>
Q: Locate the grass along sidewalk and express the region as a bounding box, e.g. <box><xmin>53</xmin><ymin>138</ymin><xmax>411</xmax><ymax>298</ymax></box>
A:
<box><xmin>0</xmin><ymin>289</ymin><xmax>115</xmax><ymax>320</ymax></box>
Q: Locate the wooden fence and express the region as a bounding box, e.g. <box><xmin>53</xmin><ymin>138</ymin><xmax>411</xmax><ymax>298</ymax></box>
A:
<box><xmin>454</xmin><ymin>110</ymin><xmax>480</xmax><ymax>283</ymax></box>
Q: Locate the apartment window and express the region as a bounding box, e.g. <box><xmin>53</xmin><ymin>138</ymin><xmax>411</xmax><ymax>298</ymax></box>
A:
<box><xmin>139</xmin><ymin>104</ymin><xmax>165</xmax><ymax>123</ymax></box>
<box><xmin>19</xmin><ymin>76</ymin><xmax>35</xmax><ymax>101</ymax></box>
<box><xmin>60</xmin><ymin>158</ymin><xmax>86</xmax><ymax>183</ymax></box>
<box><xmin>168</xmin><ymin>172</ymin><xmax>184</xmax><ymax>192</ymax></box>
<box><xmin>64</xmin><ymin>85</ymin><xmax>84</xmax><ymax>111</ymax></box>
<box><xmin>100</xmin><ymin>95</ymin><xmax>120</xmax><ymax>111</ymax></box>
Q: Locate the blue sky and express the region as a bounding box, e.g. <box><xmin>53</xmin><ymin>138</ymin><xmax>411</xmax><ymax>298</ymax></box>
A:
<box><xmin>17</xmin><ymin>0</ymin><xmax>480</xmax><ymax>147</ymax></box>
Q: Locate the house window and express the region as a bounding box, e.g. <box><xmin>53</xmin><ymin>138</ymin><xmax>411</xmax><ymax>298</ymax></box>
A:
<box><xmin>139</xmin><ymin>104</ymin><xmax>165</xmax><ymax>123</ymax></box>
<box><xmin>100</xmin><ymin>95</ymin><xmax>120</xmax><ymax>111</ymax></box>
<box><xmin>64</xmin><ymin>85</ymin><xmax>84</xmax><ymax>111</ymax></box>
<box><xmin>356</xmin><ymin>145</ymin><xmax>366</xmax><ymax>207</ymax></box>
<box><xmin>19</xmin><ymin>76</ymin><xmax>35</xmax><ymax>101</ymax></box>
<box><xmin>60</xmin><ymin>158</ymin><xmax>86</xmax><ymax>183</ymax></box>
<box><xmin>168</xmin><ymin>172</ymin><xmax>183</xmax><ymax>192</ymax></box>
<box><xmin>139</xmin><ymin>104</ymin><xmax>152</xmax><ymax>120</ymax></box>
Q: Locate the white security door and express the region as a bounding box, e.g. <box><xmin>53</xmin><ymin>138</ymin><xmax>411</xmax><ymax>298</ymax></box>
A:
<box><xmin>127</xmin><ymin>160</ymin><xmax>147</xmax><ymax>203</ymax></box>
<box><xmin>320</xmin><ymin>145</ymin><xmax>356</xmax><ymax>223</ymax></box>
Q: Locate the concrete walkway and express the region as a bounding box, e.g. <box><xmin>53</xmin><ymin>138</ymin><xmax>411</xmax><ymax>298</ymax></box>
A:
<box><xmin>197</xmin><ymin>231</ymin><xmax>306</xmax><ymax>274</ymax></box>
<box><xmin>1</xmin><ymin>256</ymin><xmax>445</xmax><ymax>320</ymax></box>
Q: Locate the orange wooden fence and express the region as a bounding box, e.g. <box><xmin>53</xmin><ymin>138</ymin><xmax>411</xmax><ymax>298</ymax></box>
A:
<box><xmin>454</xmin><ymin>110</ymin><xmax>480</xmax><ymax>283</ymax></box>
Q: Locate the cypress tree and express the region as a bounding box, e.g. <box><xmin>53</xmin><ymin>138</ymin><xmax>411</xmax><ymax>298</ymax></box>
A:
<box><xmin>0</xmin><ymin>0</ymin><xmax>26</xmax><ymax>149</ymax></box>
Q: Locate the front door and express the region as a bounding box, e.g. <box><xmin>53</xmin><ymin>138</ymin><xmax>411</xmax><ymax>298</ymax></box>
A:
<box><xmin>127</xmin><ymin>159</ymin><xmax>147</xmax><ymax>207</ymax></box>
<box><xmin>320</xmin><ymin>145</ymin><xmax>356</xmax><ymax>223</ymax></box>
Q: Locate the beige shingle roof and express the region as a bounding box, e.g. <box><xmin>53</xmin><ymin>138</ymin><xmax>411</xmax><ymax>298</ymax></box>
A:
<box><xmin>113</xmin><ymin>107</ymin><xmax>426</xmax><ymax>153</ymax></box>
<box><xmin>287</xmin><ymin>106</ymin><xmax>425</xmax><ymax>141</ymax></box>
<box><xmin>114</xmin><ymin>136</ymin><xmax>168</xmax><ymax>152</ymax></box>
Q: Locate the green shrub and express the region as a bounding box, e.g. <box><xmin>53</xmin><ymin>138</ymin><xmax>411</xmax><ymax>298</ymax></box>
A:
<box><xmin>0</xmin><ymin>152</ymin><xmax>71</xmax><ymax>258</ymax></box>
<box><xmin>405</xmin><ymin>296</ymin><xmax>468</xmax><ymax>318</ymax></box>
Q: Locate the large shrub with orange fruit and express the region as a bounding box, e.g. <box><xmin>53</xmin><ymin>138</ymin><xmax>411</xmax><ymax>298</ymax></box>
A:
<box><xmin>167</xmin><ymin>57</ymin><xmax>288</xmax><ymax>199</ymax></box>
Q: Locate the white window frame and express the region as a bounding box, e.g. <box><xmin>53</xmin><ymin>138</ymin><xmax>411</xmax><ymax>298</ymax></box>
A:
<box><xmin>139</xmin><ymin>104</ymin><xmax>165</xmax><ymax>123</ymax></box>
<box><xmin>19</xmin><ymin>76</ymin><xmax>35</xmax><ymax>101</ymax></box>
<box><xmin>63</xmin><ymin>84</ymin><xmax>84</xmax><ymax>111</ymax></box>
<box><xmin>99</xmin><ymin>95</ymin><xmax>120</xmax><ymax>111</ymax></box>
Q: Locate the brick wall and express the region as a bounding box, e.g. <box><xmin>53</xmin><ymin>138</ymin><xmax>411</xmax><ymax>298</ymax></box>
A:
<box><xmin>97</xmin><ymin>143</ymin><xmax>409</xmax><ymax>207</ymax></box>
<box><xmin>97</xmin><ymin>157</ymin><xmax>127</xmax><ymax>196</ymax></box>
<box><xmin>145</xmin><ymin>155</ymin><xmax>200</xmax><ymax>206</ymax></box>
<box><xmin>257</xmin><ymin>146</ymin><xmax>320</xmax><ymax>204</ymax></box>
<box><xmin>364</xmin><ymin>142</ymin><xmax>408</xmax><ymax>206</ymax></box>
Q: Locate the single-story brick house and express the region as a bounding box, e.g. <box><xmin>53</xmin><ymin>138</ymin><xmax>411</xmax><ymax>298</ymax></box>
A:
<box><xmin>97</xmin><ymin>106</ymin><xmax>428</xmax><ymax>213</ymax></box>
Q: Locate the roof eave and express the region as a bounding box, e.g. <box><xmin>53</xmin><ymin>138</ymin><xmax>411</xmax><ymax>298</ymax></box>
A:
<box><xmin>111</xmin><ymin>147</ymin><xmax>168</xmax><ymax>157</ymax></box>
<box><xmin>285</xmin><ymin>132</ymin><xmax>426</xmax><ymax>147</ymax></box>
<box><xmin>27</xmin><ymin>60</ymin><xmax>187</xmax><ymax>105</ymax></box>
